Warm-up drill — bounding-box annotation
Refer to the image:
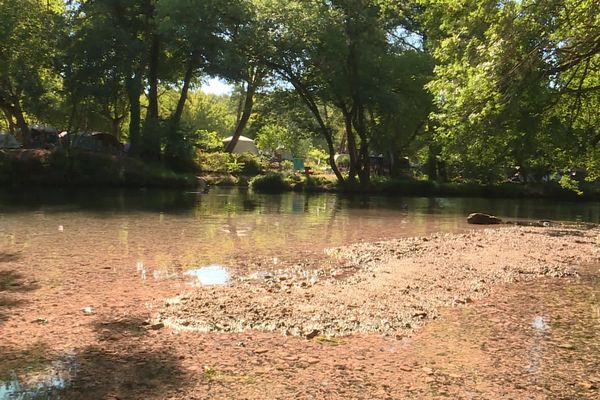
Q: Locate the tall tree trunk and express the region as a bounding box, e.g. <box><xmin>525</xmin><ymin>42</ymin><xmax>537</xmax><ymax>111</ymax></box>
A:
<box><xmin>225</xmin><ymin>81</ymin><xmax>255</xmax><ymax>153</ymax></box>
<box><xmin>147</xmin><ymin>35</ymin><xmax>160</xmax><ymax>121</ymax></box>
<box><xmin>267</xmin><ymin>62</ymin><xmax>345</xmax><ymax>184</ymax></box>
<box><xmin>13</xmin><ymin>101</ymin><xmax>31</xmax><ymax>147</ymax></box>
<box><xmin>111</xmin><ymin>118</ymin><xmax>122</xmax><ymax>140</ymax></box>
<box><xmin>289</xmin><ymin>76</ymin><xmax>344</xmax><ymax>184</ymax></box>
<box><xmin>141</xmin><ymin>31</ymin><xmax>161</xmax><ymax>161</ymax></box>
<box><xmin>164</xmin><ymin>59</ymin><xmax>195</xmax><ymax>168</ymax></box>
<box><xmin>171</xmin><ymin>59</ymin><xmax>195</xmax><ymax>131</ymax></box>
<box><xmin>225</xmin><ymin>68</ymin><xmax>265</xmax><ymax>153</ymax></box>
<box><xmin>67</xmin><ymin>97</ymin><xmax>78</xmax><ymax>133</ymax></box>
<box><xmin>342</xmin><ymin>107</ymin><xmax>358</xmax><ymax>184</ymax></box>
<box><xmin>426</xmin><ymin>145</ymin><xmax>439</xmax><ymax>182</ymax></box>
<box><xmin>2</xmin><ymin>109</ymin><xmax>16</xmax><ymax>133</ymax></box>
<box><xmin>126</xmin><ymin>73</ymin><xmax>142</xmax><ymax>156</ymax></box>
<box><xmin>353</xmin><ymin>104</ymin><xmax>370</xmax><ymax>186</ymax></box>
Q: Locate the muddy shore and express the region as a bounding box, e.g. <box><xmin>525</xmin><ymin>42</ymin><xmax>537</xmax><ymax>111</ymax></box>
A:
<box><xmin>1</xmin><ymin>224</ymin><xmax>599</xmax><ymax>399</ymax></box>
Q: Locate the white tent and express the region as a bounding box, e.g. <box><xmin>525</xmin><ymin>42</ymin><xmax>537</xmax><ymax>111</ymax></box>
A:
<box><xmin>222</xmin><ymin>135</ymin><xmax>258</xmax><ymax>154</ymax></box>
<box><xmin>0</xmin><ymin>132</ymin><xmax>21</xmax><ymax>149</ymax></box>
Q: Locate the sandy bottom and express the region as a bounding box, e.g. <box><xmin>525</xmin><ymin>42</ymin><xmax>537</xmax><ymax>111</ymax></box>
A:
<box><xmin>1</xmin><ymin>225</ymin><xmax>599</xmax><ymax>399</ymax></box>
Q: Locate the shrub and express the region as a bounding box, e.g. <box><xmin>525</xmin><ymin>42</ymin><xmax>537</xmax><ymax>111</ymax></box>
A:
<box><xmin>195</xmin><ymin>150</ymin><xmax>266</xmax><ymax>176</ymax></box>
<box><xmin>195</xmin><ymin>151</ymin><xmax>231</xmax><ymax>173</ymax></box>
<box><xmin>0</xmin><ymin>149</ymin><xmax>195</xmax><ymax>187</ymax></box>
<box><xmin>235</xmin><ymin>153</ymin><xmax>266</xmax><ymax>176</ymax></box>
<box><xmin>250</xmin><ymin>173</ymin><xmax>291</xmax><ymax>193</ymax></box>
<box><xmin>195</xmin><ymin>130</ymin><xmax>224</xmax><ymax>152</ymax></box>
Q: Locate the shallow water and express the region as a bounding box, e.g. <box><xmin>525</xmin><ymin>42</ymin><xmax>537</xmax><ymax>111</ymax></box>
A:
<box><xmin>413</xmin><ymin>265</ymin><xmax>600</xmax><ymax>399</ymax></box>
<box><xmin>1</xmin><ymin>188</ymin><xmax>599</xmax><ymax>399</ymax></box>
<box><xmin>184</xmin><ymin>265</ymin><xmax>231</xmax><ymax>286</ymax></box>
<box><xmin>1</xmin><ymin>188</ymin><xmax>597</xmax><ymax>274</ymax></box>
<box><xmin>0</xmin><ymin>354</ymin><xmax>76</xmax><ymax>400</ymax></box>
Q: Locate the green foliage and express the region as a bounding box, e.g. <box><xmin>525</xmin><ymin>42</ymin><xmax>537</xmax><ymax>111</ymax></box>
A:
<box><xmin>1</xmin><ymin>0</ymin><xmax>598</xmax><ymax>191</ymax></box>
<box><xmin>195</xmin><ymin>130</ymin><xmax>224</xmax><ymax>152</ymax></box>
<box><xmin>421</xmin><ymin>0</ymin><xmax>600</xmax><ymax>185</ymax></box>
<box><xmin>181</xmin><ymin>91</ymin><xmax>237</xmax><ymax>139</ymax></box>
<box><xmin>195</xmin><ymin>151</ymin><xmax>232</xmax><ymax>173</ymax></box>
<box><xmin>0</xmin><ymin>0</ymin><xmax>65</xmax><ymax>133</ymax></box>
<box><xmin>0</xmin><ymin>150</ymin><xmax>194</xmax><ymax>187</ymax></box>
<box><xmin>255</xmin><ymin>123</ymin><xmax>312</xmax><ymax>158</ymax></box>
<box><xmin>305</xmin><ymin>148</ymin><xmax>329</xmax><ymax>171</ymax></box>
<box><xmin>195</xmin><ymin>151</ymin><xmax>265</xmax><ymax>176</ymax></box>
<box><xmin>235</xmin><ymin>153</ymin><xmax>266</xmax><ymax>176</ymax></box>
<box><xmin>559</xmin><ymin>175</ymin><xmax>584</xmax><ymax>196</ymax></box>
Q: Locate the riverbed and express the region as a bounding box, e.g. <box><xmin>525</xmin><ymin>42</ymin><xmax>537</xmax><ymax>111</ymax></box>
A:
<box><xmin>1</xmin><ymin>188</ymin><xmax>599</xmax><ymax>399</ymax></box>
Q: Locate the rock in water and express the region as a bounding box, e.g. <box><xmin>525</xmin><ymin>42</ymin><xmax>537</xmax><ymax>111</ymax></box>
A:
<box><xmin>467</xmin><ymin>213</ymin><xmax>502</xmax><ymax>225</ymax></box>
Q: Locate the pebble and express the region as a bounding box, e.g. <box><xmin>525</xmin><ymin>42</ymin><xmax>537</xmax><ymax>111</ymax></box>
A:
<box><xmin>82</xmin><ymin>307</ymin><xmax>94</xmax><ymax>315</ymax></box>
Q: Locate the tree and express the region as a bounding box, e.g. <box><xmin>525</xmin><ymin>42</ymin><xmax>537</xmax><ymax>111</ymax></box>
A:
<box><xmin>0</xmin><ymin>0</ymin><xmax>65</xmax><ymax>146</ymax></box>
<box><xmin>157</xmin><ymin>0</ymin><xmax>254</xmax><ymax>164</ymax></box>
<box><xmin>66</xmin><ymin>0</ymin><xmax>152</xmax><ymax>154</ymax></box>
<box><xmin>252</xmin><ymin>0</ymin><xmax>432</xmax><ymax>186</ymax></box>
<box><xmin>421</xmin><ymin>0</ymin><xmax>600</xmax><ymax>183</ymax></box>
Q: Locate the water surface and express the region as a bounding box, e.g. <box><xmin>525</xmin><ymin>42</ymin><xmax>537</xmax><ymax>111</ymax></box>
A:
<box><xmin>0</xmin><ymin>188</ymin><xmax>597</xmax><ymax>277</ymax></box>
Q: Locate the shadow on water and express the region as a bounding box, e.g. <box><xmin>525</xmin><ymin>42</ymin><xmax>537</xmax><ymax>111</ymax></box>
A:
<box><xmin>0</xmin><ymin>344</ymin><xmax>75</xmax><ymax>400</ymax></box>
<box><xmin>0</xmin><ymin>317</ymin><xmax>188</xmax><ymax>400</ymax></box>
<box><xmin>60</xmin><ymin>317</ymin><xmax>188</xmax><ymax>400</ymax></box>
<box><xmin>63</xmin><ymin>346</ymin><xmax>186</xmax><ymax>400</ymax></box>
<box><xmin>0</xmin><ymin>252</ymin><xmax>21</xmax><ymax>263</ymax></box>
<box><xmin>0</xmin><ymin>270</ymin><xmax>38</xmax><ymax>324</ymax></box>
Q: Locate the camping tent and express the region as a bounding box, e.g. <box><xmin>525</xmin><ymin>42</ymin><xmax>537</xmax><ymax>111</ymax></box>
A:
<box><xmin>222</xmin><ymin>135</ymin><xmax>258</xmax><ymax>154</ymax></box>
<box><xmin>0</xmin><ymin>132</ymin><xmax>21</xmax><ymax>149</ymax></box>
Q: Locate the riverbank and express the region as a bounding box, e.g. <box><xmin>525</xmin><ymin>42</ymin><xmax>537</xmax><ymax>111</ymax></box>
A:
<box><xmin>2</xmin><ymin>223</ymin><xmax>599</xmax><ymax>399</ymax></box>
<box><xmin>2</xmin><ymin>148</ymin><xmax>595</xmax><ymax>200</ymax></box>
<box><xmin>0</xmin><ymin>149</ymin><xmax>196</xmax><ymax>187</ymax></box>
<box><xmin>249</xmin><ymin>173</ymin><xmax>600</xmax><ymax>201</ymax></box>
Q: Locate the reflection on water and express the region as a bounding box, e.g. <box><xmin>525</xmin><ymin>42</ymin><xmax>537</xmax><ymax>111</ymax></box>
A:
<box><xmin>1</xmin><ymin>188</ymin><xmax>599</xmax><ymax>282</ymax></box>
<box><xmin>0</xmin><ymin>354</ymin><xmax>76</xmax><ymax>400</ymax></box>
<box><xmin>184</xmin><ymin>265</ymin><xmax>231</xmax><ymax>286</ymax></box>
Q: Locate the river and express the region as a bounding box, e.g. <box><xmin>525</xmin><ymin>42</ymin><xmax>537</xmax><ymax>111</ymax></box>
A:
<box><xmin>1</xmin><ymin>188</ymin><xmax>598</xmax><ymax>272</ymax></box>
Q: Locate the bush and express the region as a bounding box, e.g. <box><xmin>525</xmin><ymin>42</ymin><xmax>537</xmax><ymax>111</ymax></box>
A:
<box><xmin>250</xmin><ymin>173</ymin><xmax>291</xmax><ymax>193</ymax></box>
<box><xmin>0</xmin><ymin>149</ymin><xmax>195</xmax><ymax>187</ymax></box>
<box><xmin>195</xmin><ymin>150</ymin><xmax>266</xmax><ymax>176</ymax></box>
<box><xmin>236</xmin><ymin>153</ymin><xmax>266</xmax><ymax>176</ymax></box>
<box><xmin>195</xmin><ymin>151</ymin><xmax>231</xmax><ymax>173</ymax></box>
<box><xmin>195</xmin><ymin>130</ymin><xmax>224</xmax><ymax>152</ymax></box>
